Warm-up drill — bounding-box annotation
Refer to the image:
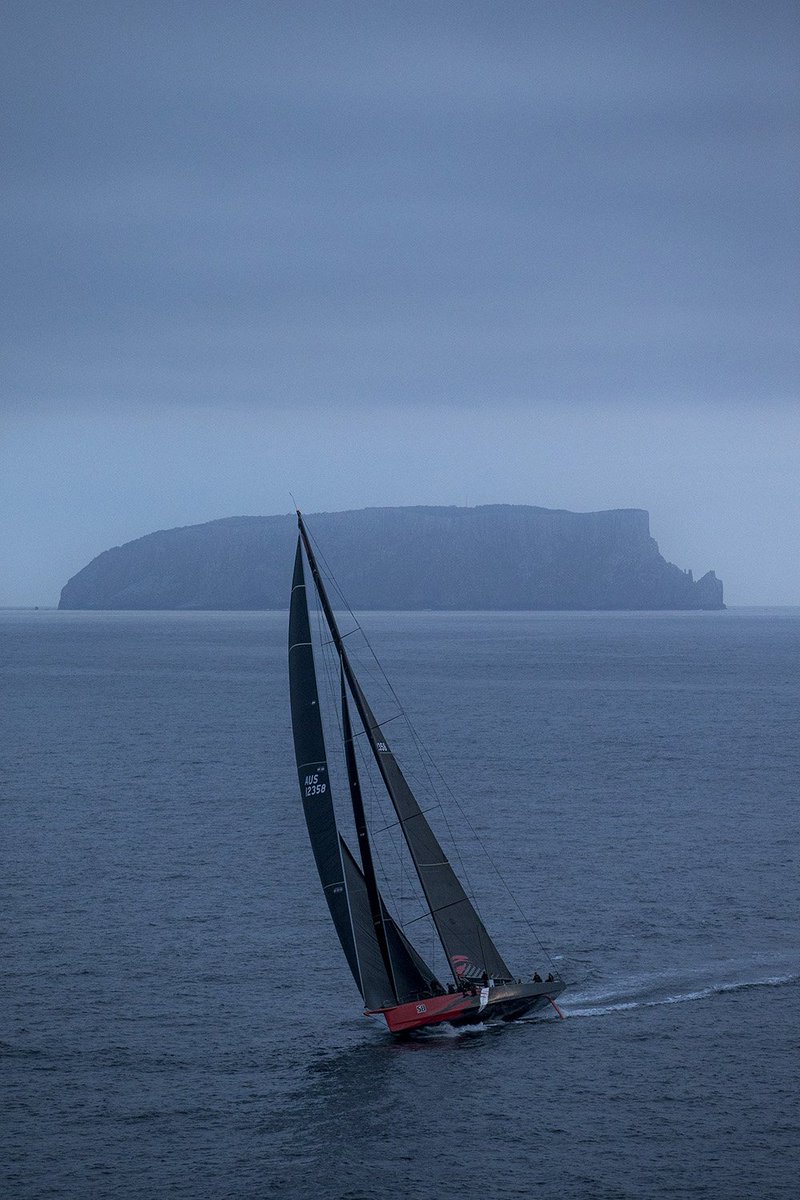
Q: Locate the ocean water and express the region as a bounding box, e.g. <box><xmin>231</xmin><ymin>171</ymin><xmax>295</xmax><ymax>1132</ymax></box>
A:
<box><xmin>2</xmin><ymin>608</ymin><xmax>798</xmax><ymax>1200</ymax></box>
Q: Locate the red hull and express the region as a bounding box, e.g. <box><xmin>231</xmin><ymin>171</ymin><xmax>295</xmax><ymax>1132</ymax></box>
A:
<box><xmin>366</xmin><ymin>979</ymin><xmax>565</xmax><ymax>1034</ymax></box>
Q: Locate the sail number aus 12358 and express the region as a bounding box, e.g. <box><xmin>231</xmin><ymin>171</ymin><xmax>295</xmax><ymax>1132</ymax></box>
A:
<box><xmin>304</xmin><ymin>773</ymin><xmax>327</xmax><ymax>797</ymax></box>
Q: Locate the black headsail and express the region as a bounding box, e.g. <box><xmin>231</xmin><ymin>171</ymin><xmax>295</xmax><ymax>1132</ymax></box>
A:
<box><xmin>289</xmin><ymin>534</ymin><xmax>435</xmax><ymax>1008</ymax></box>
<box><xmin>297</xmin><ymin>513</ymin><xmax>512</xmax><ymax>985</ymax></box>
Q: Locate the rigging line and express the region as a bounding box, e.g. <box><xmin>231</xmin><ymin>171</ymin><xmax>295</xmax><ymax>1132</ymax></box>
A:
<box><xmin>352</xmin><ymin>663</ymin><xmax>484</xmax><ymax>915</ymax></box>
<box><xmin>348</xmin><ymin>653</ymin><xmax>404</xmax><ymax>717</ymax></box>
<box><xmin>352</xmin><ymin>724</ymin><xmax>422</xmax><ymax>931</ymax></box>
<box><xmin>370</xmin><ymin>802</ymin><xmax>442</xmax><ymax>836</ymax></box>
<box><xmin>431</xmin><ymin>916</ymin><xmax>435</xmax><ymax>976</ymax></box>
<box><xmin>353</xmin><ymin>727</ymin><xmax>404</xmax><ymax>919</ymax></box>
<box><xmin>311</xmin><ymin>592</ymin><xmax>409</xmax><ymax>754</ymax></box>
<box><xmin>401</xmin><ymin>896</ymin><xmax>472</xmax><ymax>926</ymax></box>
<box><xmin>350</xmin><ymin>707</ymin><xmax>425</xmax><ymax>932</ymax></box>
<box><xmin>303</xmin><ymin>520</ymin><xmax>412</xmax><ymax>716</ymax></box>
<box><xmin>352</xmin><ymin>698</ymin><xmax>403</xmax><ymax>924</ymax></box>
<box><xmin>405</xmin><ymin>725</ymin><xmax>557</xmax><ymax>968</ymax></box>
<box><xmin>420</xmin><ymin>754</ymin><xmax>554</xmax><ymax>966</ymax></box>
<box><xmin>303</xmin><ymin>522</ymin><xmax>366</xmax><ymax>619</ymax></box>
<box><xmin>303</xmin><ymin>523</ymin><xmax>422</xmax><ymax>763</ymax></box>
<box><xmin>371</xmin><ymin>689</ymin><xmax>482</xmax><ymax>912</ymax></box>
<box><xmin>347</xmin><ymin>710</ymin><xmax>405</xmax><ymax>739</ymax></box>
<box><xmin>321</xmin><ymin>627</ymin><xmax>362</xmax><ymax>648</ymax></box>
<box><xmin>304</xmin><ymin>521</ymin><xmax>424</xmax><ymax>731</ymax></box>
<box><xmin>401</xmin><ymin>718</ymin><xmax>481</xmax><ymax>909</ymax></box>
<box><xmin>315</xmin><ymin>603</ymin><xmax>339</xmax><ymax>730</ymax></box>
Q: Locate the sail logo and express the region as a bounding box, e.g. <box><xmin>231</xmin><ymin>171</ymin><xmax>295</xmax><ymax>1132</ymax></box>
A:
<box><xmin>376</xmin><ymin>741</ymin><xmax>388</xmax><ymax>752</ymax></box>
<box><xmin>303</xmin><ymin>772</ymin><xmax>327</xmax><ymax>797</ymax></box>
<box><xmin>451</xmin><ymin>954</ymin><xmax>483</xmax><ymax>980</ymax></box>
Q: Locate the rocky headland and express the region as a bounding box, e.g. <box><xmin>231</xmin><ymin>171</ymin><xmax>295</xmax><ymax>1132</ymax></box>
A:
<box><xmin>58</xmin><ymin>505</ymin><xmax>724</xmax><ymax>611</ymax></box>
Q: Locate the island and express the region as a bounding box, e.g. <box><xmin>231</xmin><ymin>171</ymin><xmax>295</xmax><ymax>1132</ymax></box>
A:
<box><xmin>58</xmin><ymin>505</ymin><xmax>724</xmax><ymax>611</ymax></box>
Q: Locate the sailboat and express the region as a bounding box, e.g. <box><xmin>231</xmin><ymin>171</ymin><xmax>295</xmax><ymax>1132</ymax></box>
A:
<box><xmin>288</xmin><ymin>510</ymin><xmax>565</xmax><ymax>1034</ymax></box>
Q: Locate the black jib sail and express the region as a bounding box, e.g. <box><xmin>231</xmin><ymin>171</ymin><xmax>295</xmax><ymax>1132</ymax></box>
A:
<box><xmin>296</xmin><ymin>514</ymin><xmax>512</xmax><ymax>986</ymax></box>
<box><xmin>289</xmin><ymin>537</ymin><xmax>436</xmax><ymax>1008</ymax></box>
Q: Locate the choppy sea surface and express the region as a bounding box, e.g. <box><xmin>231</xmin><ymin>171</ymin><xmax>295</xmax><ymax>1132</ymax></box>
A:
<box><xmin>2</xmin><ymin>608</ymin><xmax>799</xmax><ymax>1200</ymax></box>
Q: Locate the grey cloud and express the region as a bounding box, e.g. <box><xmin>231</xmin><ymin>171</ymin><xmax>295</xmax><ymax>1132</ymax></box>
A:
<box><xmin>1</xmin><ymin>2</ymin><xmax>797</xmax><ymax>602</ymax></box>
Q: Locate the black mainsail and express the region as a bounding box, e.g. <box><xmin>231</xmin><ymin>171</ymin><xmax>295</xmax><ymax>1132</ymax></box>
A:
<box><xmin>295</xmin><ymin>514</ymin><xmax>512</xmax><ymax>985</ymax></box>
<box><xmin>288</xmin><ymin>540</ymin><xmax>362</xmax><ymax>989</ymax></box>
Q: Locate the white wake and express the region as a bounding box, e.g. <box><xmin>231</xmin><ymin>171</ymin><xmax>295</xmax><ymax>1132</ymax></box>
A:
<box><xmin>557</xmin><ymin>966</ymin><xmax>798</xmax><ymax>1020</ymax></box>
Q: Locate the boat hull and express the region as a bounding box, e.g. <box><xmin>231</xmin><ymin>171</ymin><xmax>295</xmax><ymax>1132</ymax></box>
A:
<box><xmin>368</xmin><ymin>979</ymin><xmax>566</xmax><ymax>1034</ymax></box>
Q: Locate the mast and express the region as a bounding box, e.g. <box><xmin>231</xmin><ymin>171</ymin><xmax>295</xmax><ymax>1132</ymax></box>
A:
<box><xmin>296</xmin><ymin>510</ymin><xmax>512</xmax><ymax>985</ymax></box>
<box><xmin>340</xmin><ymin>666</ymin><xmax>399</xmax><ymax>1002</ymax></box>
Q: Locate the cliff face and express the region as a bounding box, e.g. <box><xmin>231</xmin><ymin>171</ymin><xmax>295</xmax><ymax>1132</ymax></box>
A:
<box><xmin>58</xmin><ymin>505</ymin><xmax>724</xmax><ymax>611</ymax></box>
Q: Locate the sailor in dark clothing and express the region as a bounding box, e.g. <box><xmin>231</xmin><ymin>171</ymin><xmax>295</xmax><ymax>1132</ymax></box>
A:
<box><xmin>546</xmin><ymin>973</ymin><xmax>554</xmax><ymax>983</ymax></box>
<box><xmin>480</xmin><ymin>970</ymin><xmax>489</xmax><ymax>987</ymax></box>
<box><xmin>533</xmin><ymin>972</ymin><xmax>542</xmax><ymax>982</ymax></box>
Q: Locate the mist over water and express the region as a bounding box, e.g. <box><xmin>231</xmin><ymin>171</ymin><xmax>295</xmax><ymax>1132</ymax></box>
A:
<box><xmin>3</xmin><ymin>608</ymin><xmax>798</xmax><ymax>1198</ymax></box>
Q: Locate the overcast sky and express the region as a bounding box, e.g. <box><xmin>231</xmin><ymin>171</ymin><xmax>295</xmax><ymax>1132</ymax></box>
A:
<box><xmin>2</xmin><ymin>1</ymin><xmax>798</xmax><ymax>605</ymax></box>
